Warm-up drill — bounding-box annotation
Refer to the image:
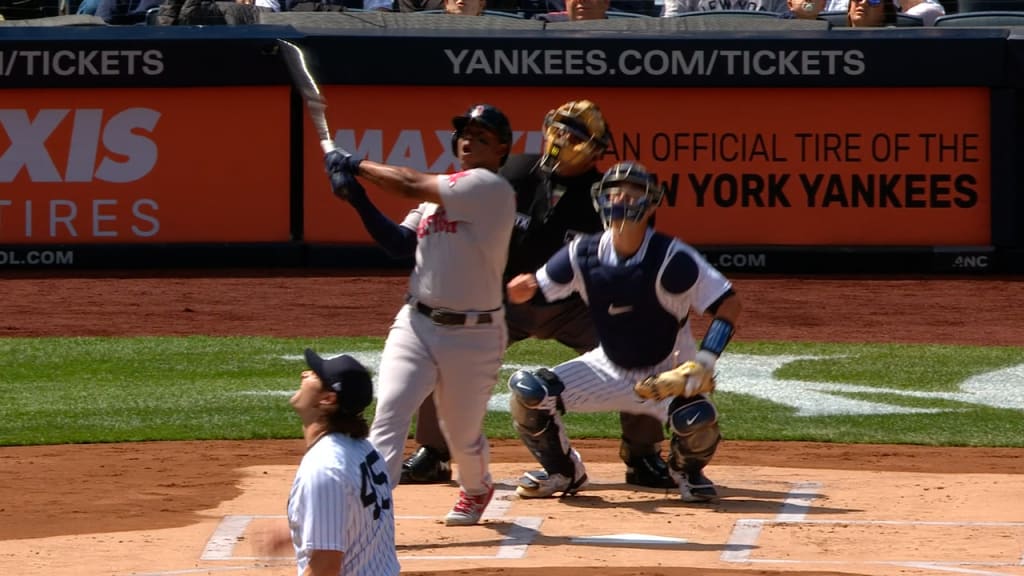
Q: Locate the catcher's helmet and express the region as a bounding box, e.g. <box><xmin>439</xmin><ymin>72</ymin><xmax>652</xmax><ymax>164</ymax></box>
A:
<box><xmin>591</xmin><ymin>161</ymin><xmax>664</xmax><ymax>229</ymax></box>
<box><xmin>450</xmin><ymin>104</ymin><xmax>513</xmax><ymax>165</ymax></box>
<box><xmin>539</xmin><ymin>100</ymin><xmax>611</xmax><ymax>174</ymax></box>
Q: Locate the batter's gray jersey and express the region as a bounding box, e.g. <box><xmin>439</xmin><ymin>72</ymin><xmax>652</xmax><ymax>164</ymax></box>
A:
<box><xmin>288</xmin><ymin>434</ymin><xmax>399</xmax><ymax>576</ymax></box>
<box><xmin>401</xmin><ymin>168</ymin><xmax>516</xmax><ymax>312</ymax></box>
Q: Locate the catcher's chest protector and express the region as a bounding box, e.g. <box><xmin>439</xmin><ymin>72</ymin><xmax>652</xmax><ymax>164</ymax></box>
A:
<box><xmin>576</xmin><ymin>233</ymin><xmax>680</xmax><ymax>369</ymax></box>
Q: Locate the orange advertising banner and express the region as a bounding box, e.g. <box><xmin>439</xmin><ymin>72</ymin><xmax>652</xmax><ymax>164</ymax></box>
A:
<box><xmin>1</xmin><ymin>87</ymin><xmax>291</xmax><ymax>244</ymax></box>
<box><xmin>304</xmin><ymin>86</ymin><xmax>990</xmax><ymax>246</ymax></box>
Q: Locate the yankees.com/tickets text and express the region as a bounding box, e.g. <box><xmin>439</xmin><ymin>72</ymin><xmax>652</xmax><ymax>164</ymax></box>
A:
<box><xmin>444</xmin><ymin>48</ymin><xmax>866</xmax><ymax>76</ymax></box>
<box><xmin>0</xmin><ymin>50</ymin><xmax>164</xmax><ymax>77</ymax></box>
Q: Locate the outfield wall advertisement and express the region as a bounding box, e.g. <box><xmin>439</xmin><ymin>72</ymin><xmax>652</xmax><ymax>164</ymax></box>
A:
<box><xmin>1</xmin><ymin>87</ymin><xmax>292</xmax><ymax>244</ymax></box>
<box><xmin>304</xmin><ymin>85</ymin><xmax>991</xmax><ymax>246</ymax></box>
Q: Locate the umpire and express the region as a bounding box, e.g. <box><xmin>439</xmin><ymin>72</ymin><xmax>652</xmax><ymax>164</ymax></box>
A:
<box><xmin>404</xmin><ymin>100</ymin><xmax>675</xmax><ymax>489</ymax></box>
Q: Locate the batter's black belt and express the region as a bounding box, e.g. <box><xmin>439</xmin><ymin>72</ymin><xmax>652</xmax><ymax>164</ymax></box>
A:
<box><xmin>410</xmin><ymin>298</ymin><xmax>495</xmax><ymax>326</ymax></box>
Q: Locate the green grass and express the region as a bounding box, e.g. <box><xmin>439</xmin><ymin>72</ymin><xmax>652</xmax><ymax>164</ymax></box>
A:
<box><xmin>0</xmin><ymin>336</ymin><xmax>1021</xmax><ymax>447</ymax></box>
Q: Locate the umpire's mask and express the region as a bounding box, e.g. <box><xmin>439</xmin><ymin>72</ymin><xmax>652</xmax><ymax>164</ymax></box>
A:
<box><xmin>538</xmin><ymin>100</ymin><xmax>611</xmax><ymax>175</ymax></box>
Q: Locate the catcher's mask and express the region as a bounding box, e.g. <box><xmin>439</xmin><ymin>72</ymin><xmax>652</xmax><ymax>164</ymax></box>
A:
<box><xmin>450</xmin><ymin>104</ymin><xmax>513</xmax><ymax>166</ymax></box>
<box><xmin>591</xmin><ymin>161</ymin><xmax>664</xmax><ymax>229</ymax></box>
<box><xmin>538</xmin><ymin>100</ymin><xmax>611</xmax><ymax>174</ymax></box>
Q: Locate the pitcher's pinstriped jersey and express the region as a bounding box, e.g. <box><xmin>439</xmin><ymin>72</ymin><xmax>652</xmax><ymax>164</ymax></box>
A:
<box><xmin>287</xmin><ymin>433</ymin><xmax>400</xmax><ymax>576</ymax></box>
<box><xmin>400</xmin><ymin>167</ymin><xmax>516</xmax><ymax>312</ymax></box>
<box><xmin>535</xmin><ymin>228</ymin><xmax>732</xmax><ymax>370</ymax></box>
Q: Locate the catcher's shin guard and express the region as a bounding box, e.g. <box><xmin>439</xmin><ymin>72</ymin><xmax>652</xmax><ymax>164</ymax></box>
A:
<box><xmin>509</xmin><ymin>369</ymin><xmax>578</xmax><ymax>480</ymax></box>
<box><xmin>667</xmin><ymin>395</ymin><xmax>721</xmax><ymax>493</ymax></box>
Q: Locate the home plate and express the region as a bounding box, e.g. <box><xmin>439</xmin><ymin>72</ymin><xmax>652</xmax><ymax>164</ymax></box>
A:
<box><xmin>570</xmin><ymin>533</ymin><xmax>688</xmax><ymax>545</ymax></box>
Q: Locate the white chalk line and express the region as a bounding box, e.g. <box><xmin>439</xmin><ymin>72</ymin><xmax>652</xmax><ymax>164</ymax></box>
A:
<box><xmin>136</xmin><ymin>474</ymin><xmax>1024</xmax><ymax>575</ymax></box>
<box><xmin>721</xmin><ymin>480</ymin><xmax>1024</xmax><ymax>573</ymax></box>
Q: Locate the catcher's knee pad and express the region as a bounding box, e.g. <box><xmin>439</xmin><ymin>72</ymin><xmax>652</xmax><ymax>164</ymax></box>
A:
<box><xmin>509</xmin><ymin>368</ymin><xmax>565</xmax><ymax>412</ymax></box>
<box><xmin>668</xmin><ymin>396</ymin><xmax>721</xmax><ymax>470</ymax></box>
<box><xmin>509</xmin><ymin>369</ymin><xmax>574</xmax><ymax>477</ymax></box>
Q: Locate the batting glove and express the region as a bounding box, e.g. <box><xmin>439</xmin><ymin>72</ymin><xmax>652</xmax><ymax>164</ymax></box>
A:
<box><xmin>324</xmin><ymin>149</ymin><xmax>362</xmax><ymax>176</ymax></box>
<box><xmin>324</xmin><ymin>150</ymin><xmax>364</xmax><ymax>201</ymax></box>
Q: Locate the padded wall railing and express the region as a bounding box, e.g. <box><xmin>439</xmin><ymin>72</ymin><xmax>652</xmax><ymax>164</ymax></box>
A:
<box><xmin>0</xmin><ymin>23</ymin><xmax>1021</xmax><ymax>273</ymax></box>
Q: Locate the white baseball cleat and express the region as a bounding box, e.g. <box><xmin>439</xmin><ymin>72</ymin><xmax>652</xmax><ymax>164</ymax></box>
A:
<box><xmin>516</xmin><ymin>449</ymin><xmax>588</xmax><ymax>498</ymax></box>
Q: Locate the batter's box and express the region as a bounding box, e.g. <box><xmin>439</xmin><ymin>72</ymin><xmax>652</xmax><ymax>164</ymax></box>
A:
<box><xmin>723</xmin><ymin>518</ymin><xmax>1024</xmax><ymax>569</ymax></box>
<box><xmin>200</xmin><ymin>514</ymin><xmax>544</xmax><ymax>562</ymax></box>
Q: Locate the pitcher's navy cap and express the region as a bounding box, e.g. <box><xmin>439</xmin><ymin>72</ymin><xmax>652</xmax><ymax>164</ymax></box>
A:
<box><xmin>304</xmin><ymin>348</ymin><xmax>373</xmax><ymax>415</ymax></box>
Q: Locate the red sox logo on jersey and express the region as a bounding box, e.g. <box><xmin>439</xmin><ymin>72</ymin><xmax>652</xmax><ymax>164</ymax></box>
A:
<box><xmin>447</xmin><ymin>171</ymin><xmax>472</xmax><ymax>188</ymax></box>
<box><xmin>417</xmin><ymin>208</ymin><xmax>458</xmax><ymax>238</ymax></box>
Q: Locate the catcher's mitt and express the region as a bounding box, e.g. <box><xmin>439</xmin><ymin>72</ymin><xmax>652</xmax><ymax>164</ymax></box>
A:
<box><xmin>634</xmin><ymin>360</ymin><xmax>716</xmax><ymax>401</ymax></box>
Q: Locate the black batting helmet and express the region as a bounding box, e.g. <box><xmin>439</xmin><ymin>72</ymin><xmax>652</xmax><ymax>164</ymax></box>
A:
<box><xmin>450</xmin><ymin>104</ymin><xmax>513</xmax><ymax>165</ymax></box>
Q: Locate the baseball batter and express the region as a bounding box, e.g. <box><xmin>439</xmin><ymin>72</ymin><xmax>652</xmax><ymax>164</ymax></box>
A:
<box><xmin>254</xmin><ymin>349</ymin><xmax>399</xmax><ymax>576</ymax></box>
<box><xmin>403</xmin><ymin>100</ymin><xmax>674</xmax><ymax>490</ymax></box>
<box><xmin>506</xmin><ymin>161</ymin><xmax>742</xmax><ymax>502</ymax></box>
<box><xmin>324</xmin><ymin>104</ymin><xmax>516</xmax><ymax>526</ymax></box>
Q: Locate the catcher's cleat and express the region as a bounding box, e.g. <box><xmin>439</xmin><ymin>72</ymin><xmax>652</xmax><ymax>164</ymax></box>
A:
<box><xmin>400</xmin><ymin>445</ymin><xmax>452</xmax><ymax>484</ymax></box>
<box><xmin>516</xmin><ymin>449</ymin><xmax>588</xmax><ymax>498</ymax></box>
<box><xmin>678</xmin><ymin>470</ymin><xmax>718</xmax><ymax>503</ymax></box>
<box><xmin>444</xmin><ymin>484</ymin><xmax>494</xmax><ymax>526</ymax></box>
<box><xmin>625</xmin><ymin>452</ymin><xmax>677</xmax><ymax>489</ymax></box>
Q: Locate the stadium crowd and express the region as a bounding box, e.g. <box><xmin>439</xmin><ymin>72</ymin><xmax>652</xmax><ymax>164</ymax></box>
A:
<box><xmin>11</xmin><ymin>0</ymin><xmax>1024</xmax><ymax>28</ymax></box>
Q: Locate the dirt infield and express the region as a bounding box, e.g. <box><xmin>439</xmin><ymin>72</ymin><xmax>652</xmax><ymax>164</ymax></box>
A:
<box><xmin>1</xmin><ymin>271</ymin><xmax>1023</xmax><ymax>576</ymax></box>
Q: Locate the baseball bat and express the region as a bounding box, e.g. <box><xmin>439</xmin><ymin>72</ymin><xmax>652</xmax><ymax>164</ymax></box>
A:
<box><xmin>277</xmin><ymin>39</ymin><xmax>339</xmax><ymax>155</ymax></box>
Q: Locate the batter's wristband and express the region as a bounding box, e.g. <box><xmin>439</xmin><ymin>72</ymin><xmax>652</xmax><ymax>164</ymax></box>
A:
<box><xmin>700</xmin><ymin>318</ymin><xmax>734</xmax><ymax>356</ymax></box>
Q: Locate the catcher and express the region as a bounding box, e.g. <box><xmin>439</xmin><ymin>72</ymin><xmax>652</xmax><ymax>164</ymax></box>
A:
<box><xmin>505</xmin><ymin>161</ymin><xmax>741</xmax><ymax>502</ymax></box>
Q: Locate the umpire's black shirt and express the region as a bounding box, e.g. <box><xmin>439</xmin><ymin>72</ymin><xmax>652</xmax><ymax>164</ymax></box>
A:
<box><xmin>500</xmin><ymin>153</ymin><xmax>605</xmax><ymax>282</ymax></box>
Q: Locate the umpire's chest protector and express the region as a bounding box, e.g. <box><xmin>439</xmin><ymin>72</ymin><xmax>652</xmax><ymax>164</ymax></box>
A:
<box><xmin>576</xmin><ymin>233</ymin><xmax>681</xmax><ymax>369</ymax></box>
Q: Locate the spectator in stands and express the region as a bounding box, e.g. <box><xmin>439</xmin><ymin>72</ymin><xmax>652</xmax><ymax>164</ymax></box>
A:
<box><xmin>897</xmin><ymin>0</ymin><xmax>942</xmax><ymax>24</ymax></box>
<box><xmin>95</xmin><ymin>0</ymin><xmax>161</xmax><ymax>23</ymax></box>
<box><xmin>288</xmin><ymin>0</ymin><xmax>391</xmax><ymax>10</ymax></box>
<box><xmin>538</xmin><ymin>0</ymin><xmax>607</xmax><ymax>20</ymax></box>
<box><xmin>779</xmin><ymin>0</ymin><xmax>824</xmax><ymax>17</ymax></box>
<box><xmin>847</xmin><ymin>0</ymin><xmax>895</xmax><ymax>26</ymax></box>
<box><xmin>154</xmin><ymin>0</ymin><xmax>263</xmax><ymax>23</ymax></box>
<box><xmin>663</xmin><ymin>0</ymin><xmax>786</xmax><ymax>17</ymax></box>
<box><xmin>400</xmin><ymin>0</ymin><xmax>535</xmax><ymax>12</ymax></box>
<box><xmin>77</xmin><ymin>0</ymin><xmax>100</xmax><ymax>14</ymax></box>
<box><xmin>283</xmin><ymin>0</ymin><xmax>370</xmax><ymax>10</ymax></box>
<box><xmin>826</xmin><ymin>0</ymin><xmax>941</xmax><ymax>24</ymax></box>
<box><xmin>398</xmin><ymin>0</ymin><xmax>442</xmax><ymax>10</ymax></box>
<box><xmin>445</xmin><ymin>0</ymin><xmax>485</xmax><ymax>13</ymax></box>
<box><xmin>240</xmin><ymin>0</ymin><xmax>280</xmax><ymax>11</ymax></box>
